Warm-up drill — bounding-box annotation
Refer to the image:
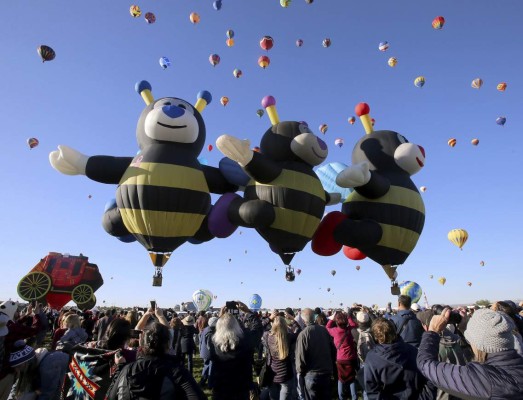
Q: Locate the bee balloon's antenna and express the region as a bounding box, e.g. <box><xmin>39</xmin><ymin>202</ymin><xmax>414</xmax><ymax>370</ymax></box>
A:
<box><xmin>262</xmin><ymin>95</ymin><xmax>280</xmax><ymax>125</ymax></box>
<box><xmin>355</xmin><ymin>102</ymin><xmax>374</xmax><ymax>134</ymax></box>
<box><xmin>195</xmin><ymin>90</ymin><xmax>212</xmax><ymax>113</ymax></box>
<box><xmin>136</xmin><ymin>80</ymin><xmax>155</xmax><ymax>106</ymax></box>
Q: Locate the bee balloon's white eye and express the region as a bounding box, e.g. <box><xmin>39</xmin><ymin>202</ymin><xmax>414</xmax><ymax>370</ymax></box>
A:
<box><xmin>299</xmin><ymin>124</ymin><xmax>311</xmax><ymax>134</ymax></box>
<box><xmin>397</xmin><ymin>134</ymin><xmax>408</xmax><ymax>144</ymax></box>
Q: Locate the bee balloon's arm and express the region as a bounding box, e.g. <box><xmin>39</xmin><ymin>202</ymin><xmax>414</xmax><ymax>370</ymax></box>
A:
<box><xmin>243</xmin><ymin>151</ymin><xmax>282</xmax><ymax>184</ymax></box>
<box><xmin>201</xmin><ymin>165</ymin><xmax>239</xmax><ymax>194</ymax></box>
<box><xmin>85</xmin><ymin>156</ymin><xmax>134</xmax><ymax>184</ymax></box>
<box><xmin>325</xmin><ymin>192</ymin><xmax>342</xmax><ymax>206</ymax></box>
<box><xmin>354</xmin><ymin>171</ymin><xmax>390</xmax><ymax>199</ymax></box>
<box><xmin>336</xmin><ymin>162</ymin><xmax>389</xmax><ymax>199</ymax></box>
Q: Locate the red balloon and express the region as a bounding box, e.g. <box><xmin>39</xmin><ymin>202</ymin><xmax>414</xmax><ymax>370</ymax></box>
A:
<box><xmin>208</xmin><ymin>144</ymin><xmax>213</xmax><ymax>151</ymax></box>
<box><xmin>311</xmin><ymin>212</ymin><xmax>347</xmax><ymax>256</ymax></box>
<box><xmin>260</xmin><ymin>36</ymin><xmax>274</xmax><ymax>51</ymax></box>
<box><xmin>342</xmin><ymin>246</ymin><xmax>366</xmax><ymax>260</ymax></box>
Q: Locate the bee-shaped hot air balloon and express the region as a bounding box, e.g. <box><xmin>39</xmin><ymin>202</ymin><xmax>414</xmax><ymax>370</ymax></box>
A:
<box><xmin>213</xmin><ymin>96</ymin><xmax>338</xmax><ymax>280</ymax></box>
<box><xmin>49</xmin><ymin>81</ymin><xmax>236</xmax><ymax>286</ymax></box>
<box><xmin>312</xmin><ymin>103</ymin><xmax>426</xmax><ymax>294</ymax></box>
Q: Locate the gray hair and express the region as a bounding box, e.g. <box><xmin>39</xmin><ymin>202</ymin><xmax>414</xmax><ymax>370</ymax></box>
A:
<box><xmin>302</xmin><ymin>308</ymin><xmax>314</xmax><ymax>325</ymax></box>
<box><xmin>212</xmin><ymin>313</ymin><xmax>244</xmax><ymax>352</ymax></box>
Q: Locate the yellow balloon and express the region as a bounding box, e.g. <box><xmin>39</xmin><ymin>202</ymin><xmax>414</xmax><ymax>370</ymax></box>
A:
<box><xmin>438</xmin><ymin>277</ymin><xmax>446</xmax><ymax>285</ymax></box>
<box><xmin>448</xmin><ymin>229</ymin><xmax>468</xmax><ymax>250</ymax></box>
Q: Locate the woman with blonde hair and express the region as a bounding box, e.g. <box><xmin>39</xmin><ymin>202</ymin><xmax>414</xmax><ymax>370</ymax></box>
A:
<box><xmin>264</xmin><ymin>316</ymin><xmax>295</xmax><ymax>400</ymax></box>
<box><xmin>56</xmin><ymin>313</ymin><xmax>88</xmax><ymax>351</ymax></box>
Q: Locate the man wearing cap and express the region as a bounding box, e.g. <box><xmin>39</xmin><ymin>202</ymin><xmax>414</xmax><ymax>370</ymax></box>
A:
<box><xmin>389</xmin><ymin>295</ymin><xmax>424</xmax><ymax>348</ymax></box>
<box><xmin>417</xmin><ymin>308</ymin><xmax>523</xmax><ymax>398</ymax></box>
<box><xmin>180</xmin><ymin>315</ymin><xmax>198</xmax><ymax>374</ymax></box>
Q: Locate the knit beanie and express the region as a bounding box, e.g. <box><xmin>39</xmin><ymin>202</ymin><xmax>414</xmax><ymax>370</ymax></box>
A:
<box><xmin>464</xmin><ymin>309</ymin><xmax>515</xmax><ymax>353</ymax></box>
<box><xmin>9</xmin><ymin>340</ymin><xmax>36</xmax><ymax>367</ymax></box>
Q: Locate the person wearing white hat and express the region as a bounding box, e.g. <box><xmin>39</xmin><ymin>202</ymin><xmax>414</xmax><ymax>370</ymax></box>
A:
<box><xmin>417</xmin><ymin>308</ymin><xmax>523</xmax><ymax>399</ymax></box>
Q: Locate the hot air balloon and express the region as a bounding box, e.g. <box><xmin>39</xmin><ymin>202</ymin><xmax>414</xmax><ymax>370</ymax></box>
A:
<box><xmin>355</xmin><ymin>265</ymin><xmax>361</xmax><ymax>271</ymax></box>
<box><xmin>497</xmin><ymin>82</ymin><xmax>507</xmax><ymax>92</ymax></box>
<box><xmin>348</xmin><ymin>116</ymin><xmax>356</xmax><ymax>125</ymax></box>
<box><xmin>319</xmin><ymin>124</ymin><xmax>328</xmax><ymax>134</ymax></box>
<box><xmin>253</xmin><ymin>146</ymin><xmax>261</xmax><ymax>153</ymax></box>
<box><xmin>296</xmin><ymin>269</ymin><xmax>301</xmax><ymax>275</ymax></box>
<box><xmin>432</xmin><ymin>16</ymin><xmax>445</xmax><ymax>29</ymax></box>
<box><xmin>226</xmin><ymin>29</ymin><xmax>234</xmax><ymax>39</ymax></box>
<box><xmin>88</xmin><ymin>195</ymin><xmax>92</xmax><ymax>199</ymax></box>
<box><xmin>341</xmin><ymin>246</ymin><xmax>366</xmax><ymax>261</ymax></box>
<box><xmin>144</xmin><ymin>12</ymin><xmax>156</xmax><ymax>24</ymax></box>
<box><xmin>159</xmin><ymin>57</ymin><xmax>171</xmax><ymax>70</ymax></box>
<box><xmin>334</xmin><ymin>138</ymin><xmax>344</xmax><ymax>148</ymax></box>
<box><xmin>233</xmin><ymin>69</ymin><xmax>242</xmax><ymax>78</ymax></box>
<box><xmin>331</xmin><ymin>270</ymin><xmax>336</xmax><ymax>276</ymax></box>
<box><xmin>467</xmin><ymin>282</ymin><xmax>472</xmax><ymax>287</ymax></box>
<box><xmin>220</xmin><ymin>96</ymin><xmax>229</xmax><ymax>106</ymax></box>
<box><xmin>189</xmin><ymin>12</ymin><xmax>200</xmax><ymax>24</ymax></box>
<box><xmin>438</xmin><ymin>277</ymin><xmax>446</xmax><ymax>285</ymax></box>
<box><xmin>322</xmin><ymin>38</ymin><xmax>331</xmax><ymax>48</ymax></box>
<box><xmin>37</xmin><ymin>45</ymin><xmax>55</xmax><ymax>62</ymax></box>
<box><xmin>429</xmin><ymin>275</ymin><xmax>433</xmax><ymax>279</ymax></box>
<box><xmin>471</xmin><ymin>138</ymin><xmax>479</xmax><ymax>146</ymax></box>
<box><xmin>130</xmin><ymin>5</ymin><xmax>141</xmax><ymax>17</ymax></box>
<box><xmin>260</xmin><ymin>36</ymin><xmax>274</xmax><ymax>51</ymax></box>
<box><xmin>480</xmin><ymin>261</ymin><xmax>485</xmax><ymax>267</ymax></box>
<box><xmin>448</xmin><ymin>229</ymin><xmax>468</xmax><ymax>250</ymax></box>
<box><xmin>192</xmin><ymin>289</ymin><xmax>212</xmax><ymax>311</ymax></box>
<box><xmin>448</xmin><ymin>138</ymin><xmax>457</xmax><ymax>147</ymax></box>
<box><xmin>378</xmin><ymin>41</ymin><xmax>389</xmax><ymax>51</ymax></box>
<box><xmin>249</xmin><ymin>294</ymin><xmax>262</xmax><ymax>310</ymax></box>
<box><xmin>399</xmin><ymin>281</ymin><xmax>422</xmax><ymax>303</ymax></box>
<box><xmin>420</xmin><ymin>186</ymin><xmax>427</xmax><ymax>192</ymax></box>
<box><xmin>305</xmin><ymin>0</ymin><xmax>313</xmax><ymax>3</ymax></box>
<box><xmin>327</xmin><ymin>288</ymin><xmax>331</xmax><ymax>292</ymax></box>
<box><xmin>471</xmin><ymin>78</ymin><xmax>483</xmax><ymax>89</ymax></box>
<box><xmin>213</xmin><ymin>0</ymin><xmax>222</xmax><ymax>10</ymax></box>
<box><xmin>315</xmin><ymin>162</ymin><xmax>352</xmax><ymax>201</ymax></box>
<box><xmin>496</xmin><ymin>116</ymin><xmax>506</xmax><ymax>126</ymax></box>
<box><xmin>27</xmin><ymin>138</ymin><xmax>39</xmax><ymax>149</ymax></box>
<box><xmin>388</xmin><ymin>57</ymin><xmax>397</xmax><ymax>67</ymax></box>
<box><xmin>258</xmin><ymin>55</ymin><xmax>270</xmax><ymax>69</ymax></box>
<box><xmin>296</xmin><ymin>39</ymin><xmax>303</xmax><ymax>47</ymax></box>
<box><xmin>414</xmin><ymin>76</ymin><xmax>425</xmax><ymax>88</ymax></box>
<box><xmin>280</xmin><ymin>0</ymin><xmax>291</xmax><ymax>7</ymax></box>
<box><xmin>209</xmin><ymin>54</ymin><xmax>220</xmax><ymax>67</ymax></box>
<box><xmin>256</xmin><ymin>109</ymin><xmax>264</xmax><ymax>118</ymax></box>
<box><xmin>371</xmin><ymin>118</ymin><xmax>375</xmax><ymax>126</ymax></box>
<box><xmin>226</xmin><ymin>39</ymin><xmax>235</xmax><ymax>47</ymax></box>
<box><xmin>208</xmin><ymin>144</ymin><xmax>213</xmax><ymax>152</ymax></box>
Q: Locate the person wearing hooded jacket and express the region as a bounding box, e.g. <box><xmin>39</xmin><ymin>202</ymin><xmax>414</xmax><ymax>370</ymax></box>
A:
<box><xmin>417</xmin><ymin>308</ymin><xmax>523</xmax><ymax>400</ymax></box>
<box><xmin>364</xmin><ymin>318</ymin><xmax>430</xmax><ymax>400</ymax></box>
<box><xmin>106</xmin><ymin>322</ymin><xmax>206</xmax><ymax>400</ymax></box>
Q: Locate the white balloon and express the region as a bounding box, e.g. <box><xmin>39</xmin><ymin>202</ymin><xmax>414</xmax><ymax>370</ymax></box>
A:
<box><xmin>192</xmin><ymin>289</ymin><xmax>212</xmax><ymax>311</ymax></box>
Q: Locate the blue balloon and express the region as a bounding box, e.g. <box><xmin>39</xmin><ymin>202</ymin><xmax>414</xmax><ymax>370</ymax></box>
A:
<box><xmin>197</xmin><ymin>156</ymin><xmax>208</xmax><ymax>166</ymax></box>
<box><xmin>249</xmin><ymin>294</ymin><xmax>262</xmax><ymax>310</ymax></box>
<box><xmin>315</xmin><ymin>162</ymin><xmax>352</xmax><ymax>200</ymax></box>
<box><xmin>398</xmin><ymin>281</ymin><xmax>422</xmax><ymax>304</ymax></box>
<box><xmin>496</xmin><ymin>116</ymin><xmax>506</xmax><ymax>126</ymax></box>
<box><xmin>213</xmin><ymin>0</ymin><xmax>222</xmax><ymax>10</ymax></box>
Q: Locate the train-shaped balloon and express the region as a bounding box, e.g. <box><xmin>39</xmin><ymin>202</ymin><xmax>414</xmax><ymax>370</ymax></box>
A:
<box><xmin>17</xmin><ymin>252</ymin><xmax>103</xmax><ymax>310</ymax></box>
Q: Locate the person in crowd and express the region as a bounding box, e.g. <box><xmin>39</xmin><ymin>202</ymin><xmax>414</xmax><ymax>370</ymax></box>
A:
<box><xmin>180</xmin><ymin>315</ymin><xmax>198</xmax><ymax>374</ymax></box>
<box><xmin>417</xmin><ymin>308</ymin><xmax>523</xmax><ymax>399</ymax></box>
<box><xmin>196</xmin><ymin>311</ymin><xmax>208</xmax><ymax>336</ymax></box>
<box><xmin>353</xmin><ymin>310</ymin><xmax>376</xmax><ymax>400</ymax></box>
<box><xmin>364</xmin><ymin>318</ymin><xmax>428</xmax><ymax>399</ymax></box>
<box><xmin>106</xmin><ymin>322</ymin><xmax>206</xmax><ymax>399</ymax></box>
<box><xmin>491</xmin><ymin>301</ymin><xmax>523</xmax><ymax>355</ymax></box>
<box><xmin>389</xmin><ymin>295</ymin><xmax>424</xmax><ymax>348</ymax></box>
<box><xmin>81</xmin><ymin>311</ymin><xmax>96</xmax><ymax>342</ymax></box>
<box><xmin>32</xmin><ymin>304</ymin><xmax>48</xmax><ymax>347</ymax></box>
<box><xmin>313</xmin><ymin>308</ymin><xmax>328</xmax><ymax>326</ymax></box>
<box><xmin>97</xmin><ymin>309</ymin><xmax>116</xmax><ymax>341</ymax></box>
<box><xmin>199</xmin><ymin>316</ymin><xmax>217</xmax><ymax>388</ymax></box>
<box><xmin>170</xmin><ymin>317</ymin><xmax>183</xmax><ymax>359</ymax></box>
<box><xmin>56</xmin><ymin>313</ymin><xmax>88</xmax><ymax>351</ymax></box>
<box><xmin>295</xmin><ymin>308</ymin><xmax>336</xmax><ymax>400</ymax></box>
<box><xmin>284</xmin><ymin>308</ymin><xmax>302</xmax><ymax>335</ymax></box>
<box><xmin>124</xmin><ymin>310</ymin><xmax>139</xmax><ymax>329</ymax></box>
<box><xmin>51</xmin><ymin>310</ymin><xmax>75</xmax><ymax>350</ymax></box>
<box><xmin>263</xmin><ymin>316</ymin><xmax>295</xmax><ymax>400</ymax></box>
<box><xmin>8</xmin><ymin>339</ymin><xmax>69</xmax><ymax>399</ymax></box>
<box><xmin>89</xmin><ymin>318</ymin><xmax>137</xmax><ymax>363</ymax></box>
<box><xmin>326</xmin><ymin>311</ymin><xmax>358</xmax><ymax>400</ymax></box>
<box><xmin>208</xmin><ymin>301</ymin><xmax>262</xmax><ymax>400</ymax></box>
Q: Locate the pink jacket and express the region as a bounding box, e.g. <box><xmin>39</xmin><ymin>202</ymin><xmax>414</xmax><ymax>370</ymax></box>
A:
<box><xmin>326</xmin><ymin>319</ymin><xmax>357</xmax><ymax>361</ymax></box>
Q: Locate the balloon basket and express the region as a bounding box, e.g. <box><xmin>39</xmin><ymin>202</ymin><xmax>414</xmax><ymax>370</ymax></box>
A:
<box><xmin>285</xmin><ymin>265</ymin><xmax>295</xmax><ymax>282</ymax></box>
<box><xmin>390</xmin><ymin>281</ymin><xmax>400</xmax><ymax>296</ymax></box>
<box><xmin>152</xmin><ymin>267</ymin><xmax>163</xmax><ymax>287</ymax></box>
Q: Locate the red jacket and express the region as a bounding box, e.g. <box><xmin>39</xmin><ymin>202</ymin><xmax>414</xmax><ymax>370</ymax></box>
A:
<box><xmin>326</xmin><ymin>319</ymin><xmax>357</xmax><ymax>361</ymax></box>
<box><xmin>0</xmin><ymin>320</ymin><xmax>39</xmax><ymax>380</ymax></box>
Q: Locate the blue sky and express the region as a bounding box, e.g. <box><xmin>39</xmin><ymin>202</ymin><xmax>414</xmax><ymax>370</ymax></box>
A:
<box><xmin>1</xmin><ymin>1</ymin><xmax>521</xmax><ymax>310</ymax></box>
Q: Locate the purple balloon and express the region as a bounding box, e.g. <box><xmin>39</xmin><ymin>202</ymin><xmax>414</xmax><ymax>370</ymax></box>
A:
<box><xmin>261</xmin><ymin>95</ymin><xmax>276</xmax><ymax>109</ymax></box>
<box><xmin>208</xmin><ymin>193</ymin><xmax>240</xmax><ymax>238</ymax></box>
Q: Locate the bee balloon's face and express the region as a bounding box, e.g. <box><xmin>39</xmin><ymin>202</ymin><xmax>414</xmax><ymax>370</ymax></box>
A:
<box><xmin>144</xmin><ymin>98</ymin><xmax>199</xmax><ymax>143</ymax></box>
<box><xmin>261</xmin><ymin>121</ymin><xmax>327</xmax><ymax>165</ymax></box>
<box><xmin>394</xmin><ymin>134</ymin><xmax>425</xmax><ymax>175</ymax></box>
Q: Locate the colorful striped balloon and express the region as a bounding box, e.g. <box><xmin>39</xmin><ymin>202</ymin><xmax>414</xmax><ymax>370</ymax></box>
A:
<box><xmin>471</xmin><ymin>78</ymin><xmax>483</xmax><ymax>89</ymax></box>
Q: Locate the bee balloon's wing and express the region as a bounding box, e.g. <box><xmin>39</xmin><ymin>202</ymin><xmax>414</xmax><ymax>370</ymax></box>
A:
<box><xmin>314</xmin><ymin>162</ymin><xmax>351</xmax><ymax>201</ymax></box>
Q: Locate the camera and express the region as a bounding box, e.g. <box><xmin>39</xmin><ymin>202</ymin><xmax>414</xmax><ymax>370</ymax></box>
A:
<box><xmin>432</xmin><ymin>304</ymin><xmax>462</xmax><ymax>325</ymax></box>
<box><xmin>130</xmin><ymin>329</ymin><xmax>142</xmax><ymax>339</ymax></box>
<box><xmin>226</xmin><ymin>301</ymin><xmax>239</xmax><ymax>315</ymax></box>
<box><xmin>150</xmin><ymin>300</ymin><xmax>156</xmax><ymax>311</ymax></box>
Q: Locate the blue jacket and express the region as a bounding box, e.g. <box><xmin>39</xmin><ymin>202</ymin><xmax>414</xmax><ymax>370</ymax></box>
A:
<box><xmin>364</xmin><ymin>338</ymin><xmax>429</xmax><ymax>400</ymax></box>
<box><xmin>417</xmin><ymin>331</ymin><xmax>523</xmax><ymax>400</ymax></box>
<box><xmin>390</xmin><ymin>310</ymin><xmax>424</xmax><ymax>348</ymax></box>
<box><xmin>199</xmin><ymin>326</ymin><xmax>214</xmax><ymax>361</ymax></box>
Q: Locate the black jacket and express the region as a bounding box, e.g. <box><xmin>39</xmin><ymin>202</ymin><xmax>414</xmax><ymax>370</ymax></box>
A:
<box><xmin>106</xmin><ymin>355</ymin><xmax>206</xmax><ymax>400</ymax></box>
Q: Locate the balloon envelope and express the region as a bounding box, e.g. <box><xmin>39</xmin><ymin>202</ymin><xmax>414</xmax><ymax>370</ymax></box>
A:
<box><xmin>448</xmin><ymin>229</ymin><xmax>468</xmax><ymax>249</ymax></box>
<box><xmin>378</xmin><ymin>41</ymin><xmax>389</xmax><ymax>51</ymax></box>
<box><xmin>192</xmin><ymin>290</ymin><xmax>212</xmax><ymax>311</ymax></box>
<box><xmin>249</xmin><ymin>294</ymin><xmax>262</xmax><ymax>310</ymax></box>
<box><xmin>414</xmin><ymin>76</ymin><xmax>425</xmax><ymax>88</ymax></box>
<box><xmin>398</xmin><ymin>281</ymin><xmax>422</xmax><ymax>303</ymax></box>
<box><xmin>213</xmin><ymin>0</ymin><xmax>222</xmax><ymax>10</ymax></box>
<box><xmin>315</xmin><ymin>162</ymin><xmax>352</xmax><ymax>200</ymax></box>
<box><xmin>37</xmin><ymin>45</ymin><xmax>55</xmax><ymax>62</ymax></box>
<box><xmin>496</xmin><ymin>116</ymin><xmax>506</xmax><ymax>126</ymax></box>
<box><xmin>388</xmin><ymin>57</ymin><xmax>397</xmax><ymax>67</ymax></box>
<box><xmin>27</xmin><ymin>138</ymin><xmax>39</xmax><ymax>149</ymax></box>
<box><xmin>130</xmin><ymin>5</ymin><xmax>141</xmax><ymax>17</ymax></box>
<box><xmin>438</xmin><ymin>277</ymin><xmax>446</xmax><ymax>285</ymax></box>
<box><xmin>144</xmin><ymin>12</ymin><xmax>156</xmax><ymax>24</ymax></box>
<box><xmin>260</xmin><ymin>36</ymin><xmax>274</xmax><ymax>51</ymax></box>
<box><xmin>432</xmin><ymin>16</ymin><xmax>445</xmax><ymax>29</ymax></box>
<box><xmin>209</xmin><ymin>54</ymin><xmax>220</xmax><ymax>66</ymax></box>
<box><xmin>159</xmin><ymin>57</ymin><xmax>171</xmax><ymax>69</ymax></box>
<box><xmin>471</xmin><ymin>78</ymin><xmax>483</xmax><ymax>89</ymax></box>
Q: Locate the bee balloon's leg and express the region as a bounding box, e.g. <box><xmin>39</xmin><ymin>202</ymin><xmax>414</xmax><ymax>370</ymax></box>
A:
<box><xmin>227</xmin><ymin>197</ymin><xmax>275</xmax><ymax>228</ymax></box>
<box><xmin>333</xmin><ymin>218</ymin><xmax>382</xmax><ymax>249</ymax></box>
<box><xmin>102</xmin><ymin>201</ymin><xmax>132</xmax><ymax>238</ymax></box>
<box><xmin>193</xmin><ymin>215</ymin><xmax>215</xmax><ymax>243</ymax></box>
